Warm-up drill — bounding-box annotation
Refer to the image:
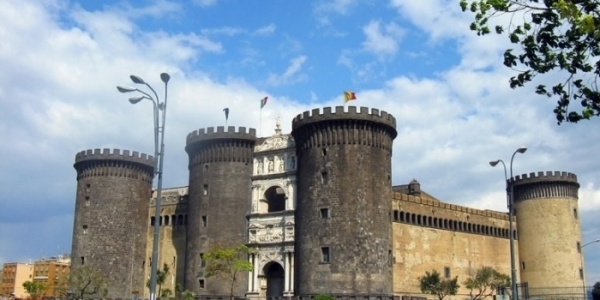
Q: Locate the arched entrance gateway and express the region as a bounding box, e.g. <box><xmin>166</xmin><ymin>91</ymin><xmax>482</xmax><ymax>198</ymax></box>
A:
<box><xmin>264</xmin><ymin>262</ymin><xmax>284</xmax><ymax>298</ymax></box>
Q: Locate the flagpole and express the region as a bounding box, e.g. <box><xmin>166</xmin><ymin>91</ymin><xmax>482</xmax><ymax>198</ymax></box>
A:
<box><xmin>259</xmin><ymin>108</ymin><xmax>262</xmax><ymax>137</ymax></box>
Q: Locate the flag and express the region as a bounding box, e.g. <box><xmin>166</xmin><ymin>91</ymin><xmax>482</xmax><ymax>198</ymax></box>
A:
<box><xmin>344</xmin><ymin>91</ymin><xmax>356</xmax><ymax>103</ymax></box>
<box><xmin>223</xmin><ymin>108</ymin><xmax>229</xmax><ymax>121</ymax></box>
<box><xmin>260</xmin><ymin>96</ymin><xmax>268</xmax><ymax>109</ymax></box>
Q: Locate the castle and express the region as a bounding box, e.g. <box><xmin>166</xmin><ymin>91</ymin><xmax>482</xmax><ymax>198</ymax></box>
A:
<box><xmin>70</xmin><ymin>106</ymin><xmax>584</xmax><ymax>300</ymax></box>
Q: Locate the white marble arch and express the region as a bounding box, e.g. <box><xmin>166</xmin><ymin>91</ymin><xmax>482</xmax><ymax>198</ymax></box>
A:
<box><xmin>252</xmin><ymin>179</ymin><xmax>296</xmax><ymax>213</ymax></box>
<box><xmin>247</xmin><ymin>248</ymin><xmax>295</xmax><ymax>299</ymax></box>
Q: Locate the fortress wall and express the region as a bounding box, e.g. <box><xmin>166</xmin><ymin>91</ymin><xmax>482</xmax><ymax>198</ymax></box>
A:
<box><xmin>143</xmin><ymin>187</ymin><xmax>189</xmax><ymax>299</ymax></box>
<box><xmin>392</xmin><ymin>194</ymin><xmax>516</xmax><ymax>298</ymax></box>
<box><xmin>392</xmin><ymin>222</ymin><xmax>515</xmax><ymax>297</ymax></box>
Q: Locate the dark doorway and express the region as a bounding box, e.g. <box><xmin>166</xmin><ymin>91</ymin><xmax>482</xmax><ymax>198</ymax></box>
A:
<box><xmin>264</xmin><ymin>262</ymin><xmax>284</xmax><ymax>299</ymax></box>
<box><xmin>264</xmin><ymin>186</ymin><xmax>286</xmax><ymax>212</ymax></box>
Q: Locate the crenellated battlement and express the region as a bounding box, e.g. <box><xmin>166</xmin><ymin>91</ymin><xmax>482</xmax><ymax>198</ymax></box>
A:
<box><xmin>74</xmin><ymin>148</ymin><xmax>154</xmax><ymax>167</ymax></box>
<box><xmin>185</xmin><ymin>126</ymin><xmax>257</xmax><ymax>165</ymax></box>
<box><xmin>392</xmin><ymin>192</ymin><xmax>509</xmax><ymax>220</ymax></box>
<box><xmin>291</xmin><ymin>106</ymin><xmax>396</xmax><ymax>131</ymax></box>
<box><xmin>291</xmin><ymin>106</ymin><xmax>397</xmax><ymax>151</ymax></box>
<box><xmin>186</xmin><ymin>126</ymin><xmax>256</xmax><ymax>144</ymax></box>
<box><xmin>510</xmin><ymin>171</ymin><xmax>578</xmax><ymax>184</ymax></box>
<box><xmin>511</xmin><ymin>171</ymin><xmax>579</xmax><ymax>202</ymax></box>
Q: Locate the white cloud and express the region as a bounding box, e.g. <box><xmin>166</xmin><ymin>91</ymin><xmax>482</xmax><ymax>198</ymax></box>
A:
<box><xmin>362</xmin><ymin>20</ymin><xmax>405</xmax><ymax>57</ymax></box>
<box><xmin>314</xmin><ymin>0</ymin><xmax>358</xmax><ymax>15</ymax></box>
<box><xmin>253</xmin><ymin>24</ymin><xmax>276</xmax><ymax>36</ymax></box>
<box><xmin>193</xmin><ymin>0</ymin><xmax>217</xmax><ymax>7</ymax></box>
<box><xmin>266</xmin><ymin>55</ymin><xmax>308</xmax><ymax>86</ymax></box>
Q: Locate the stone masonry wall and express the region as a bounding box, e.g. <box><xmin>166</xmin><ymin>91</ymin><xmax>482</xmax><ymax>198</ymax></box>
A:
<box><xmin>184</xmin><ymin>127</ymin><xmax>256</xmax><ymax>297</ymax></box>
<box><xmin>71</xmin><ymin>149</ymin><xmax>154</xmax><ymax>299</ymax></box>
<box><xmin>292</xmin><ymin>106</ymin><xmax>397</xmax><ymax>296</ymax></box>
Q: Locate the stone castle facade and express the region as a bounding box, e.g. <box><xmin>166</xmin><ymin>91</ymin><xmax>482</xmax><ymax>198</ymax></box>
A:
<box><xmin>70</xmin><ymin>106</ymin><xmax>584</xmax><ymax>300</ymax></box>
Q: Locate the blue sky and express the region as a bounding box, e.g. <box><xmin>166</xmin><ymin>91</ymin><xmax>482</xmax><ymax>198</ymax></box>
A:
<box><xmin>1</xmin><ymin>0</ymin><xmax>599</xmax><ymax>286</ymax></box>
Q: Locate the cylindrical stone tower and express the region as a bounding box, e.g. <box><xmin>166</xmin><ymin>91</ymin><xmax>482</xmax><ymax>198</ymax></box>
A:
<box><xmin>291</xmin><ymin>106</ymin><xmax>397</xmax><ymax>296</ymax></box>
<box><xmin>512</xmin><ymin>171</ymin><xmax>582</xmax><ymax>292</ymax></box>
<box><xmin>71</xmin><ymin>148</ymin><xmax>154</xmax><ymax>299</ymax></box>
<box><xmin>184</xmin><ymin>126</ymin><xmax>256</xmax><ymax>296</ymax></box>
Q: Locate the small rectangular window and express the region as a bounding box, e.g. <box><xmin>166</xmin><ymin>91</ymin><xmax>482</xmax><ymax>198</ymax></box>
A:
<box><xmin>203</xmin><ymin>184</ymin><xmax>208</xmax><ymax>195</ymax></box>
<box><xmin>202</xmin><ymin>216</ymin><xmax>207</xmax><ymax>227</ymax></box>
<box><xmin>574</xmin><ymin>208</ymin><xmax>578</xmax><ymax>219</ymax></box>
<box><xmin>577</xmin><ymin>242</ymin><xmax>581</xmax><ymax>253</ymax></box>
<box><xmin>521</xmin><ymin>261</ymin><xmax>526</xmax><ymax>270</ymax></box>
<box><xmin>200</xmin><ymin>253</ymin><xmax>205</xmax><ymax>267</ymax></box>
<box><xmin>580</xmin><ymin>268</ymin><xmax>584</xmax><ymax>279</ymax></box>
<box><xmin>320</xmin><ymin>208</ymin><xmax>329</xmax><ymax>219</ymax></box>
<box><xmin>83</xmin><ymin>225</ymin><xmax>88</xmax><ymax>234</ymax></box>
<box><xmin>321</xmin><ymin>172</ymin><xmax>329</xmax><ymax>185</ymax></box>
<box><xmin>321</xmin><ymin>247</ymin><xmax>330</xmax><ymax>263</ymax></box>
<box><xmin>85</xmin><ymin>196</ymin><xmax>90</xmax><ymax>206</ymax></box>
<box><xmin>444</xmin><ymin>267</ymin><xmax>451</xmax><ymax>278</ymax></box>
<box><xmin>86</xmin><ymin>184</ymin><xmax>90</xmax><ymax>193</ymax></box>
<box><xmin>199</xmin><ymin>279</ymin><xmax>205</xmax><ymax>289</ymax></box>
<box><xmin>81</xmin><ymin>257</ymin><xmax>85</xmax><ymax>265</ymax></box>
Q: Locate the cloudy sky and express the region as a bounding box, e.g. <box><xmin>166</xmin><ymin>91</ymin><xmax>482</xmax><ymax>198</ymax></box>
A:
<box><xmin>1</xmin><ymin>0</ymin><xmax>599</xmax><ymax>285</ymax></box>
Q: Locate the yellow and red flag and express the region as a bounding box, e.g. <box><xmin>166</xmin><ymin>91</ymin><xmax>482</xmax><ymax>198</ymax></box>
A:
<box><xmin>344</xmin><ymin>91</ymin><xmax>356</xmax><ymax>103</ymax></box>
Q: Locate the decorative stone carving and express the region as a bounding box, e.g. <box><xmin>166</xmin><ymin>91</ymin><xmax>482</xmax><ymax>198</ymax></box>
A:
<box><xmin>279</xmin><ymin>156</ymin><xmax>285</xmax><ymax>172</ymax></box>
<box><xmin>254</xmin><ymin>134</ymin><xmax>295</xmax><ymax>152</ymax></box>
<box><xmin>257</xmin><ymin>160</ymin><xmax>263</xmax><ymax>174</ymax></box>
<box><xmin>268</xmin><ymin>158</ymin><xmax>274</xmax><ymax>173</ymax></box>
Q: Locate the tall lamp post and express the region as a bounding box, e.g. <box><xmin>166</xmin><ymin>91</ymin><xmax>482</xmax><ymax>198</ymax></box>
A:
<box><xmin>117</xmin><ymin>73</ymin><xmax>171</xmax><ymax>300</ymax></box>
<box><xmin>580</xmin><ymin>238</ymin><xmax>600</xmax><ymax>298</ymax></box>
<box><xmin>490</xmin><ymin>146</ymin><xmax>527</xmax><ymax>300</ymax></box>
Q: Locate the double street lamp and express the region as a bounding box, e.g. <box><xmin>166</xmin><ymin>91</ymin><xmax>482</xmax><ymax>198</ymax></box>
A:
<box><xmin>490</xmin><ymin>146</ymin><xmax>527</xmax><ymax>300</ymax></box>
<box><xmin>117</xmin><ymin>73</ymin><xmax>171</xmax><ymax>300</ymax></box>
<box><xmin>581</xmin><ymin>238</ymin><xmax>600</xmax><ymax>298</ymax></box>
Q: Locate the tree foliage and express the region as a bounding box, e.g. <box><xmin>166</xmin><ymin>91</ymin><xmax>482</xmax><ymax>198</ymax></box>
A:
<box><xmin>69</xmin><ymin>266</ymin><xmax>107</xmax><ymax>300</ymax></box>
<box><xmin>592</xmin><ymin>281</ymin><xmax>600</xmax><ymax>300</ymax></box>
<box><xmin>464</xmin><ymin>267</ymin><xmax>511</xmax><ymax>300</ymax></box>
<box><xmin>419</xmin><ymin>269</ymin><xmax>460</xmax><ymax>300</ymax></box>
<box><xmin>460</xmin><ymin>0</ymin><xmax>600</xmax><ymax>124</ymax></box>
<box><xmin>204</xmin><ymin>244</ymin><xmax>255</xmax><ymax>300</ymax></box>
<box><xmin>146</xmin><ymin>263</ymin><xmax>170</xmax><ymax>299</ymax></box>
<box><xmin>181</xmin><ymin>290</ymin><xmax>195</xmax><ymax>300</ymax></box>
<box><xmin>22</xmin><ymin>281</ymin><xmax>47</xmax><ymax>300</ymax></box>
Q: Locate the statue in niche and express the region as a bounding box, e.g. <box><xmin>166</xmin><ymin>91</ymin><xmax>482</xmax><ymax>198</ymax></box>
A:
<box><xmin>257</xmin><ymin>160</ymin><xmax>263</xmax><ymax>174</ymax></box>
<box><xmin>290</xmin><ymin>156</ymin><xmax>296</xmax><ymax>169</ymax></box>
<box><xmin>279</xmin><ymin>156</ymin><xmax>285</xmax><ymax>171</ymax></box>
<box><xmin>268</xmin><ymin>158</ymin><xmax>274</xmax><ymax>173</ymax></box>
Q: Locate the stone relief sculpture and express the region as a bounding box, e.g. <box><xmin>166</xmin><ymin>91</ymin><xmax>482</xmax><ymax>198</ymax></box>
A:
<box><xmin>290</xmin><ymin>156</ymin><xmax>295</xmax><ymax>169</ymax></box>
<box><xmin>268</xmin><ymin>158</ymin><xmax>274</xmax><ymax>173</ymax></box>
<box><xmin>257</xmin><ymin>160</ymin><xmax>263</xmax><ymax>174</ymax></box>
<box><xmin>279</xmin><ymin>156</ymin><xmax>285</xmax><ymax>172</ymax></box>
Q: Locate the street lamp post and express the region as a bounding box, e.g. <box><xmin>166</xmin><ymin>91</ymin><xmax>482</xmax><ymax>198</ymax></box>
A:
<box><xmin>117</xmin><ymin>73</ymin><xmax>171</xmax><ymax>300</ymax></box>
<box><xmin>580</xmin><ymin>238</ymin><xmax>600</xmax><ymax>299</ymax></box>
<box><xmin>490</xmin><ymin>146</ymin><xmax>527</xmax><ymax>300</ymax></box>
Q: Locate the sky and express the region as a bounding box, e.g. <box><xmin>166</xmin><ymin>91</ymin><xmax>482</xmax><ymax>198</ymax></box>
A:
<box><xmin>1</xmin><ymin>0</ymin><xmax>599</xmax><ymax>286</ymax></box>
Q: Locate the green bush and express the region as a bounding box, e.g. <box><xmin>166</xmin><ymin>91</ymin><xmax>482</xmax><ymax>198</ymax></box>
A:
<box><xmin>313</xmin><ymin>294</ymin><xmax>335</xmax><ymax>300</ymax></box>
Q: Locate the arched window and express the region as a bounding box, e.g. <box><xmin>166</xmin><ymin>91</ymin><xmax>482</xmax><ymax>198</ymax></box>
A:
<box><xmin>400</xmin><ymin>212</ymin><xmax>405</xmax><ymax>222</ymax></box>
<box><xmin>150</xmin><ymin>217</ymin><xmax>155</xmax><ymax>226</ymax></box>
<box><xmin>164</xmin><ymin>215</ymin><xmax>170</xmax><ymax>226</ymax></box>
<box><xmin>393</xmin><ymin>210</ymin><xmax>399</xmax><ymax>221</ymax></box>
<box><xmin>264</xmin><ymin>186</ymin><xmax>286</xmax><ymax>212</ymax></box>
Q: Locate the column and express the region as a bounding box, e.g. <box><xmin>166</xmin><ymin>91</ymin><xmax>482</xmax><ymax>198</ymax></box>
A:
<box><xmin>284</xmin><ymin>252</ymin><xmax>290</xmax><ymax>292</ymax></box>
<box><xmin>290</xmin><ymin>252</ymin><xmax>294</xmax><ymax>293</ymax></box>
<box><xmin>253</xmin><ymin>253</ymin><xmax>259</xmax><ymax>292</ymax></box>
<box><xmin>247</xmin><ymin>254</ymin><xmax>253</xmax><ymax>292</ymax></box>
